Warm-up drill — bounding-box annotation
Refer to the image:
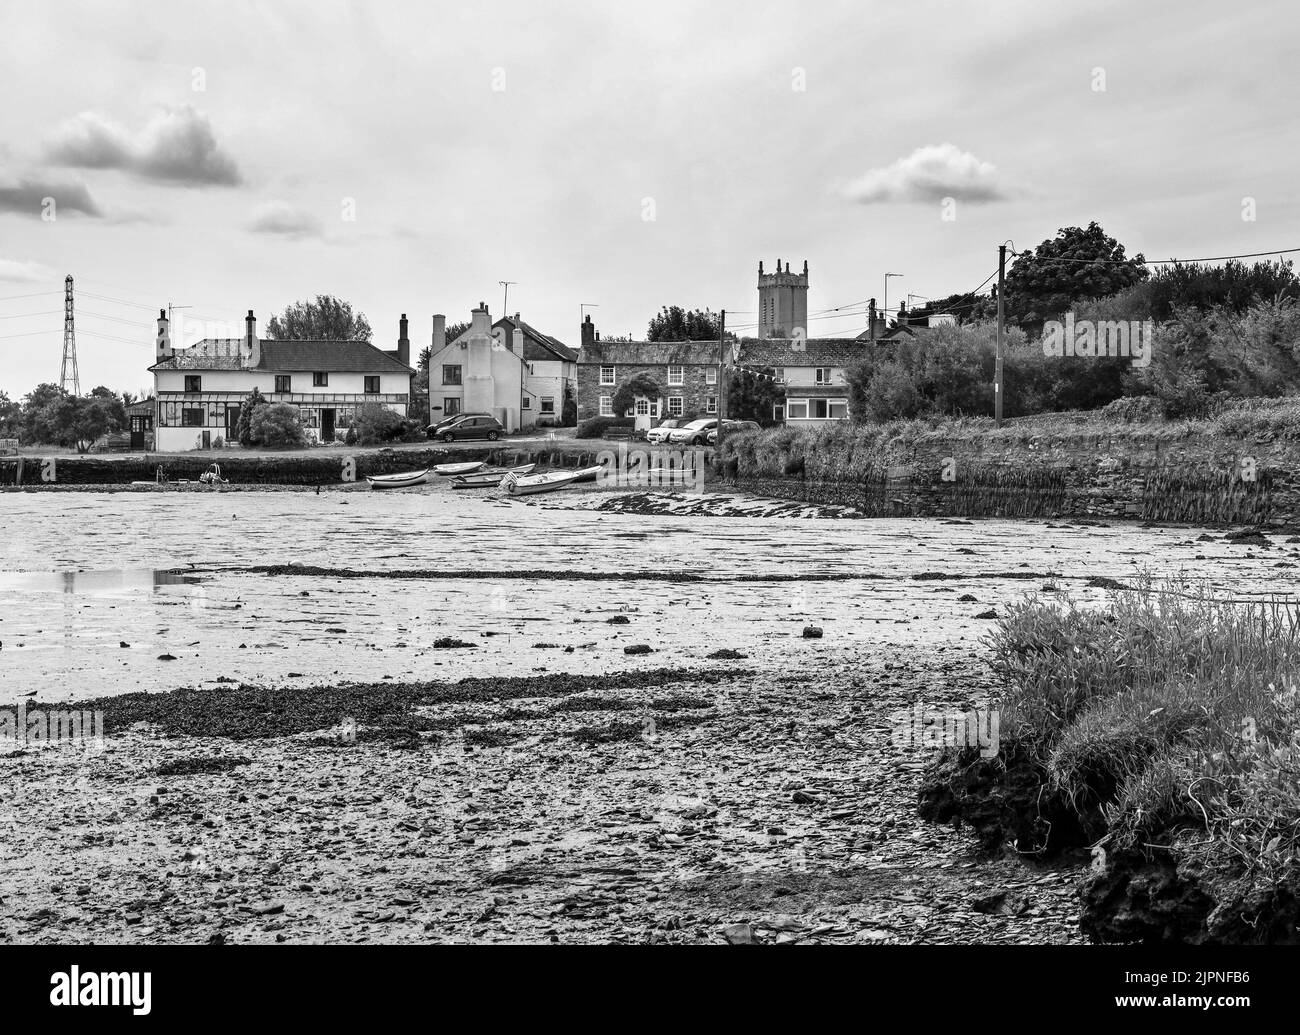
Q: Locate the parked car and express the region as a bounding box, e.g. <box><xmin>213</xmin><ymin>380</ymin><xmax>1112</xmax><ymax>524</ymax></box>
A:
<box><xmin>645</xmin><ymin>418</ymin><xmax>685</xmax><ymax>445</ymax></box>
<box><xmin>666</xmin><ymin>418</ymin><xmax>719</xmax><ymax>445</ymax></box>
<box><xmin>436</xmin><ymin>414</ymin><xmax>505</xmax><ymax>442</ymax></box>
<box><xmin>428</xmin><ymin>411</ymin><xmax>491</xmax><ymax>438</ymax></box>
<box><xmin>706</xmin><ymin>420</ymin><xmax>761</xmax><ymax>445</ymax></box>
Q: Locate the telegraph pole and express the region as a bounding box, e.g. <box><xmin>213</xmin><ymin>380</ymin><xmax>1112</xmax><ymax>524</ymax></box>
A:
<box><xmin>715</xmin><ymin>310</ymin><xmax>726</xmax><ymax>478</ymax></box>
<box><xmin>499</xmin><ymin>281</ymin><xmax>516</xmax><ymax>318</ymax></box>
<box><xmin>884</xmin><ymin>273</ymin><xmax>903</xmax><ymax>330</ymax></box>
<box><xmin>995</xmin><ymin>244</ymin><xmax>1006</xmax><ymax>427</ymax></box>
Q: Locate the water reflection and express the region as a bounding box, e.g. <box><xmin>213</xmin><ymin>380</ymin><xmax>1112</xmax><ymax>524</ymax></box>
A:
<box><xmin>0</xmin><ymin>570</ymin><xmax>203</xmax><ymax>595</ymax></box>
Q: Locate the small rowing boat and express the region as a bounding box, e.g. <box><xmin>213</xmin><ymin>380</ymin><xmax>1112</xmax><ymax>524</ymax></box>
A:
<box><xmin>434</xmin><ymin>461</ymin><xmax>487</xmax><ymax>476</ymax></box>
<box><xmin>501</xmin><ymin>470</ymin><xmax>581</xmax><ymax>495</ymax></box>
<box><xmin>571</xmin><ymin>465</ymin><xmax>604</xmax><ymax>484</ymax></box>
<box><xmin>367</xmin><ymin>469</ymin><xmax>430</xmax><ymax>489</ymax></box>
<box><xmin>449</xmin><ymin>464</ymin><xmax>537</xmax><ymax>489</ymax></box>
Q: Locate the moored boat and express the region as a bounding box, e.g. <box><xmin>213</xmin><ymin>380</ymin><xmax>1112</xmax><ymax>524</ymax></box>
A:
<box><xmin>449</xmin><ymin>463</ymin><xmax>537</xmax><ymax>489</ymax></box>
<box><xmin>571</xmin><ymin>465</ymin><xmax>604</xmax><ymax>483</ymax></box>
<box><xmin>366</xmin><ymin>468</ymin><xmax>430</xmax><ymax>489</ymax></box>
<box><xmin>501</xmin><ymin>469</ymin><xmax>581</xmax><ymax>495</ymax></box>
<box><xmin>434</xmin><ymin>461</ymin><xmax>487</xmax><ymax>476</ymax></box>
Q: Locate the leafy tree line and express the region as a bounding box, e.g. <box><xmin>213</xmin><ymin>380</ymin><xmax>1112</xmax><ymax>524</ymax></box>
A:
<box><xmin>0</xmin><ymin>383</ymin><xmax>141</xmax><ymax>452</ymax></box>
<box><xmin>848</xmin><ymin>222</ymin><xmax>1300</xmax><ymax>423</ymax></box>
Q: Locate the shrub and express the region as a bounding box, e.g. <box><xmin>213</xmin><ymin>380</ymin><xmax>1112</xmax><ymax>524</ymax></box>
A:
<box><xmin>350</xmin><ymin>403</ymin><xmax>406</xmax><ymax>445</ymax></box>
<box><xmin>249</xmin><ymin>403</ymin><xmax>308</xmax><ymax>449</ymax></box>
<box><xmin>576</xmin><ymin>416</ymin><xmax>634</xmax><ymax>439</ymax></box>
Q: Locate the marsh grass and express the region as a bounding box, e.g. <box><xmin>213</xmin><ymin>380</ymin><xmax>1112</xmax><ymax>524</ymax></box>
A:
<box><xmin>987</xmin><ymin>577</ymin><xmax>1300</xmax><ymax>923</ymax></box>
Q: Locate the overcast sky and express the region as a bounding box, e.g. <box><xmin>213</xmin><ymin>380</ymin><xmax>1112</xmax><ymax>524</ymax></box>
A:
<box><xmin>1</xmin><ymin>0</ymin><xmax>1296</xmax><ymax>396</ymax></box>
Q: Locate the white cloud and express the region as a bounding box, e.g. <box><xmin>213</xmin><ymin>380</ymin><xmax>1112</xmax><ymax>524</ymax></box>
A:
<box><xmin>842</xmin><ymin>144</ymin><xmax>1012</xmax><ymax>204</ymax></box>
<box><xmin>45</xmin><ymin>106</ymin><xmax>242</xmax><ymax>187</ymax></box>
<box><xmin>0</xmin><ymin>255</ymin><xmax>55</xmax><ymax>283</ymax></box>
<box><xmin>247</xmin><ymin>200</ymin><xmax>322</xmax><ymax>238</ymax></box>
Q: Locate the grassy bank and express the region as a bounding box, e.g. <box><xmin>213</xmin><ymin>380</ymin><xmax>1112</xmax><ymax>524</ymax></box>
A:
<box><xmin>922</xmin><ymin>578</ymin><xmax>1300</xmax><ymax>943</ymax></box>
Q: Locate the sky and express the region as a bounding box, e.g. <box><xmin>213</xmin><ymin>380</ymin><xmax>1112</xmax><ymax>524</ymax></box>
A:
<box><xmin>1</xmin><ymin>0</ymin><xmax>1297</xmax><ymax>397</ymax></box>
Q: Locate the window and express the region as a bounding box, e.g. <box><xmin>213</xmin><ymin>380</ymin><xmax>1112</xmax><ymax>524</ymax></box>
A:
<box><xmin>181</xmin><ymin>407</ymin><xmax>205</xmax><ymax>427</ymax></box>
<box><xmin>522</xmin><ymin>396</ymin><xmax>532</xmax><ymax>409</ymax></box>
<box><xmin>829</xmin><ymin>400</ymin><xmax>848</xmax><ymax>420</ymax></box>
<box><xmin>442</xmin><ymin>365</ymin><xmax>462</xmax><ymax>386</ymax></box>
<box><xmin>705</xmin><ymin>368</ymin><xmax>717</xmax><ymax>385</ymax></box>
<box><xmin>184</xmin><ymin>375</ymin><xmax>202</xmax><ymax>393</ymax></box>
<box><xmin>599</xmin><ymin>366</ymin><xmax>615</xmax><ymax>386</ymax></box>
<box><xmin>274</xmin><ymin>375</ymin><xmax>291</xmax><ymax>394</ymax></box>
<box><xmin>540</xmin><ymin>397</ymin><xmax>555</xmax><ymax>414</ymax></box>
<box><xmin>599</xmin><ymin>396</ymin><xmax>613</xmax><ymax>417</ymax></box>
<box><xmin>364</xmin><ymin>376</ymin><xmax>380</xmax><ymax>393</ymax></box>
<box><xmin>445</xmin><ymin>397</ymin><xmax>461</xmax><ymax>417</ymax></box>
<box><xmin>667</xmin><ymin>365</ymin><xmax>684</xmax><ymax>386</ymax></box>
<box><xmin>705</xmin><ymin>396</ymin><xmax>717</xmax><ymax>414</ymax></box>
<box><xmin>815</xmin><ymin>368</ymin><xmax>832</xmax><ymax>384</ymax></box>
<box><xmin>668</xmin><ymin>396</ymin><xmax>683</xmax><ymax>417</ymax></box>
<box><xmin>773</xmin><ymin>403</ymin><xmax>785</xmax><ymax>422</ymax></box>
<box><xmin>633</xmin><ymin>398</ymin><xmax>648</xmax><ymax>416</ymax></box>
<box><xmin>813</xmin><ymin>399</ymin><xmax>829</xmax><ymax>419</ymax></box>
<box><xmin>774</xmin><ymin>368</ymin><xmax>785</xmax><ymax>383</ymax></box>
<box><xmin>313</xmin><ymin>372</ymin><xmax>329</xmax><ymax>386</ymax></box>
<box><xmin>787</xmin><ymin>400</ymin><xmax>809</xmax><ymax>420</ymax></box>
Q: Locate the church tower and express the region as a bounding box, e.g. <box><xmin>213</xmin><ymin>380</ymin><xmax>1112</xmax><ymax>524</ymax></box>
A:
<box><xmin>757</xmin><ymin>259</ymin><xmax>809</xmax><ymax>338</ymax></box>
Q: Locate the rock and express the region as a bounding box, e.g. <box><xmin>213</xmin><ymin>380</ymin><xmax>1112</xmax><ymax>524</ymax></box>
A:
<box><xmin>119</xmin><ymin>641</ymin><xmax>130</xmax><ymax>648</ymax></box>
<box><xmin>974</xmin><ymin>610</ymin><xmax>998</xmax><ymax>620</ymax></box>
<box><xmin>791</xmin><ymin>791</ymin><xmax>817</xmax><ymax>805</ymax></box>
<box><xmin>707</xmin><ymin>649</ymin><xmax>747</xmax><ymax>659</ymax></box>
<box><xmin>607</xmin><ymin>615</ymin><xmax>631</xmax><ymax>625</ymax></box>
<box><xmin>623</xmin><ymin>644</ymin><xmax>653</xmax><ymax>655</ymax></box>
<box><xmin>157</xmin><ymin>654</ymin><xmax>177</xmax><ymax>661</ymax></box>
<box><xmin>721</xmin><ymin>922</ymin><xmax>756</xmax><ymax>945</ymax></box>
<box><xmin>802</xmin><ymin>626</ymin><xmax>823</xmax><ymax>639</ymax></box>
<box><xmin>957</xmin><ymin>594</ymin><xmax>977</xmax><ymax>603</ymax></box>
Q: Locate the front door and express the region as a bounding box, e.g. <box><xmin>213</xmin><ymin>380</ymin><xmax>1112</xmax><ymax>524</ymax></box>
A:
<box><xmin>321</xmin><ymin>409</ymin><xmax>336</xmax><ymax>443</ymax></box>
<box><xmin>226</xmin><ymin>405</ymin><xmax>240</xmax><ymax>443</ymax></box>
<box><xmin>129</xmin><ymin>416</ymin><xmax>145</xmax><ymax>451</ymax></box>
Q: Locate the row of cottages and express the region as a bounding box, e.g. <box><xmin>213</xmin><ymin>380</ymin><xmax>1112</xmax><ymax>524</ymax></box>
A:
<box><xmin>425</xmin><ymin>304</ymin><xmax>577</xmax><ymax>431</ymax></box>
<box><xmin>148</xmin><ymin>309</ymin><xmax>414</xmax><ymax>451</ymax></box>
<box><xmin>575</xmin><ymin>315</ymin><xmax>857</xmax><ymax>425</ymax></box>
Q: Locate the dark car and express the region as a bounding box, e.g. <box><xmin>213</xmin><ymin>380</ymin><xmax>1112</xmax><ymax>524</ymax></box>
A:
<box><xmin>428</xmin><ymin>411</ymin><xmax>491</xmax><ymax>438</ymax></box>
<box><xmin>706</xmin><ymin>420</ymin><xmax>761</xmax><ymax>445</ymax></box>
<box><xmin>436</xmin><ymin>414</ymin><xmax>505</xmax><ymax>442</ymax></box>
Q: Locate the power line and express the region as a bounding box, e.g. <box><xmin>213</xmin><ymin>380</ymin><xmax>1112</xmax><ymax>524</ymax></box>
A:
<box><xmin>0</xmin><ymin>310</ymin><xmax>62</xmax><ymax>320</ymax></box>
<box><xmin>0</xmin><ymin>290</ymin><xmax>61</xmax><ymax>302</ymax></box>
<box><xmin>1007</xmin><ymin>246</ymin><xmax>1300</xmax><ymax>267</ymax></box>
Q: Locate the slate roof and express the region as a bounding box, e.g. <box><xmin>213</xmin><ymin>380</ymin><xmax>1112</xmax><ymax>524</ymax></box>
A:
<box><xmin>495</xmin><ymin>317</ymin><xmax>578</xmax><ymax>363</ymax></box>
<box><xmin>150</xmin><ymin>338</ymin><xmax>413</xmax><ymax>374</ymax></box>
<box><xmin>577</xmin><ymin>340</ymin><xmax>721</xmax><ymax>366</ymax></box>
<box><xmin>734</xmin><ymin>337</ymin><xmax>873</xmax><ymax>368</ymax></box>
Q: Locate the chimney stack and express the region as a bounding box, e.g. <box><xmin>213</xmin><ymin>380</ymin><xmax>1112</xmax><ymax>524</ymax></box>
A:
<box><xmin>581</xmin><ymin>314</ymin><xmax>596</xmax><ymax>348</ymax></box>
<box><xmin>244</xmin><ymin>310</ymin><xmax>256</xmax><ymax>358</ymax></box>
<box><xmin>156</xmin><ymin>308</ymin><xmax>171</xmax><ymax>362</ymax></box>
<box><xmin>512</xmin><ymin>327</ymin><xmax>524</xmax><ymax>354</ymax></box>
<box><xmin>397</xmin><ymin>313</ymin><xmax>410</xmax><ymax>367</ymax></box>
<box><xmin>432</xmin><ymin>314</ymin><xmax>446</xmax><ymax>354</ymax></box>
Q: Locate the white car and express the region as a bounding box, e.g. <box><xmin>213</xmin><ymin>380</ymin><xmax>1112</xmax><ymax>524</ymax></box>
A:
<box><xmin>645</xmin><ymin>419</ymin><xmax>685</xmax><ymax>444</ymax></box>
<box><xmin>666</xmin><ymin>418</ymin><xmax>719</xmax><ymax>445</ymax></box>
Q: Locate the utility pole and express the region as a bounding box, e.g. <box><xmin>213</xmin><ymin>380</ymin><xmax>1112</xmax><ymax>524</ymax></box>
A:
<box><xmin>499</xmin><ymin>281</ymin><xmax>516</xmax><ymax>318</ymax></box>
<box><xmin>60</xmin><ymin>274</ymin><xmax>80</xmax><ymax>395</ymax></box>
<box><xmin>715</xmin><ymin>310</ymin><xmax>726</xmax><ymax>478</ymax></box>
<box><xmin>995</xmin><ymin>244</ymin><xmax>1006</xmax><ymax>427</ymax></box>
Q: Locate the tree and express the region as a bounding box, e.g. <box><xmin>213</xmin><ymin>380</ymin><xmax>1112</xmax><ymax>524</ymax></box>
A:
<box><xmin>647</xmin><ymin>306</ymin><xmax>727</xmax><ymax>342</ymax></box>
<box><xmin>727</xmin><ymin>366</ymin><xmax>784</xmax><ymax>424</ymax></box>
<box><xmin>612</xmin><ymin>373</ymin><xmax>662</xmax><ymax>417</ymax></box>
<box><xmin>266</xmin><ymin>295</ymin><xmax>372</xmax><ymax>341</ymax></box>
<box><xmin>561</xmin><ymin>382</ymin><xmax>577</xmax><ymax>427</ymax></box>
<box><xmin>235</xmin><ymin>387</ymin><xmax>266</xmax><ymax>446</ymax></box>
<box><xmin>1004</xmin><ymin>222</ymin><xmax>1148</xmax><ymax>332</ymax></box>
<box><xmin>21</xmin><ymin>383</ymin><xmax>68</xmax><ymax>443</ymax></box>
<box><xmin>0</xmin><ymin>391</ymin><xmax>20</xmax><ymax>438</ymax></box>
<box><xmin>88</xmin><ymin>385</ymin><xmax>127</xmax><ymax>432</ymax></box>
<box><xmin>249</xmin><ymin>403</ymin><xmax>308</xmax><ymax>449</ymax></box>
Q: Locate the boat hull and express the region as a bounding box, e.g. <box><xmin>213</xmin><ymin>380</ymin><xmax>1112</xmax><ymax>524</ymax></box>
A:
<box><xmin>434</xmin><ymin>461</ymin><xmax>487</xmax><ymax>476</ymax></box>
<box><xmin>367</xmin><ymin>469</ymin><xmax>430</xmax><ymax>489</ymax></box>
<box><xmin>502</xmin><ymin>470</ymin><xmax>580</xmax><ymax>495</ymax></box>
